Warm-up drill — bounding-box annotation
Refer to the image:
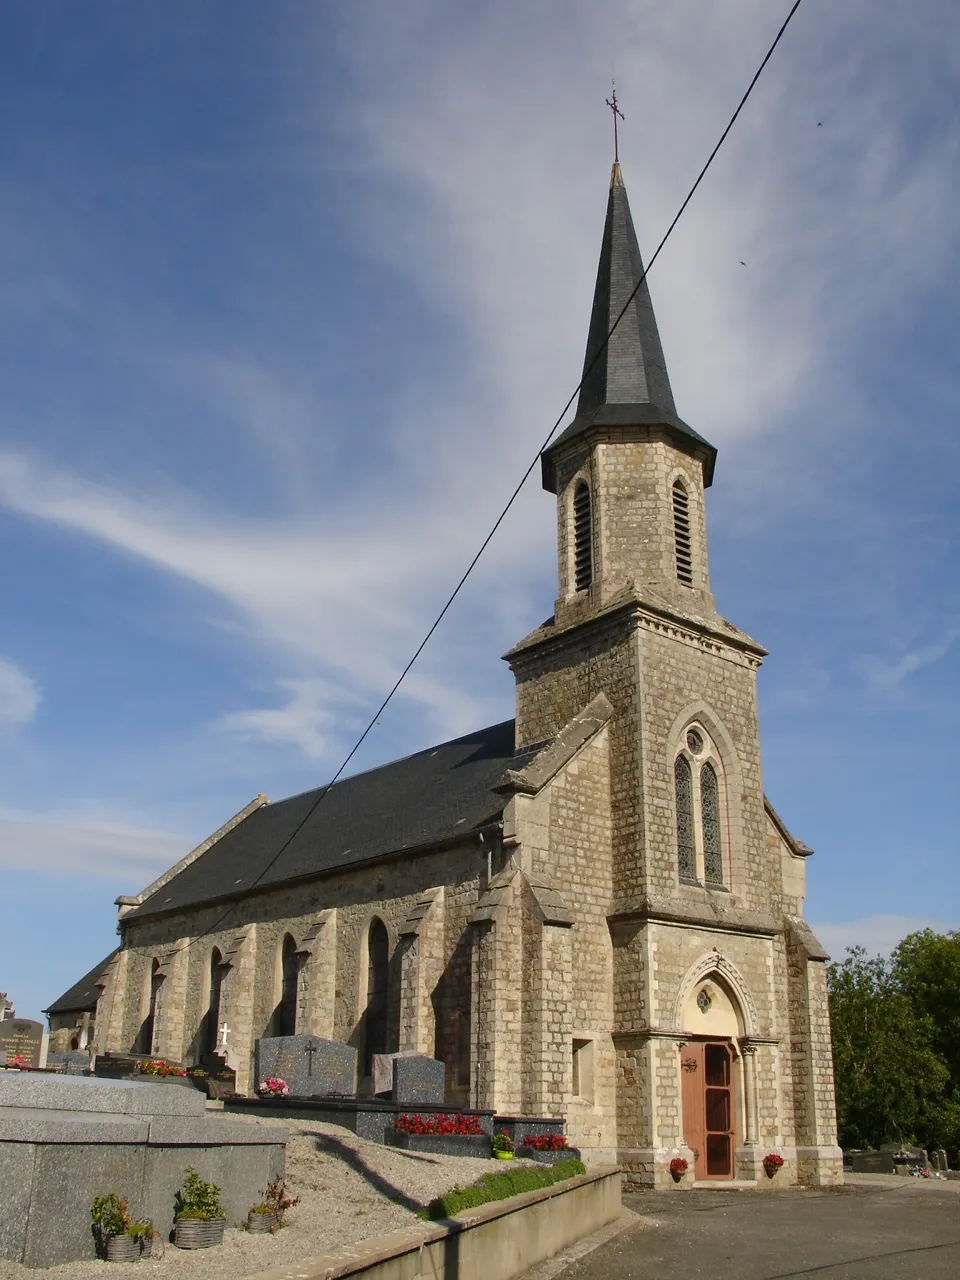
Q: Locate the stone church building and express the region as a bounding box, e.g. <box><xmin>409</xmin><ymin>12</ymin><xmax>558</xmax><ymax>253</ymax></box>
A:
<box><xmin>86</xmin><ymin>163</ymin><xmax>842</xmax><ymax>1188</ymax></box>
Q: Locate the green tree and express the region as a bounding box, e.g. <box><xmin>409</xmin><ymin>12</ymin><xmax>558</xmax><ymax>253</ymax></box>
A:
<box><xmin>827</xmin><ymin>947</ymin><xmax>950</xmax><ymax>1149</ymax></box>
<box><xmin>891</xmin><ymin>929</ymin><xmax>960</xmax><ymax>1093</ymax></box>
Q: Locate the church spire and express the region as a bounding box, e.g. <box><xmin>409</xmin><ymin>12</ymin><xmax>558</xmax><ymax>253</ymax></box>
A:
<box><xmin>578</xmin><ymin>162</ymin><xmax>677</xmax><ymax>423</ymax></box>
<box><xmin>542</xmin><ymin>164</ymin><xmax>716</xmax><ymax>492</ymax></box>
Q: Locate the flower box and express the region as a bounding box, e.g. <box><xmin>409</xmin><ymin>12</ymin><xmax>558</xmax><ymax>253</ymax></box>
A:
<box><xmin>385</xmin><ymin>1130</ymin><xmax>492</xmax><ymax>1159</ymax></box>
<box><xmin>520</xmin><ymin>1145</ymin><xmax>582</xmax><ymax>1165</ymax></box>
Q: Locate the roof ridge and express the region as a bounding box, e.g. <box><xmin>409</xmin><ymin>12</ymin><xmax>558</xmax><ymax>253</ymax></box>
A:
<box><xmin>266</xmin><ymin>718</ymin><xmax>517</xmax><ymax>809</ymax></box>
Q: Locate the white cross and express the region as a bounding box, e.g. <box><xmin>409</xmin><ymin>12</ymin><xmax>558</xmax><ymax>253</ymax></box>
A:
<box><xmin>218</xmin><ymin>1022</ymin><xmax>231</xmax><ymax>1046</ymax></box>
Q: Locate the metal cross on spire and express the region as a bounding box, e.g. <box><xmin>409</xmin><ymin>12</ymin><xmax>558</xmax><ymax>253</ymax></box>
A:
<box><xmin>606</xmin><ymin>81</ymin><xmax>624</xmax><ymax>163</ymax></box>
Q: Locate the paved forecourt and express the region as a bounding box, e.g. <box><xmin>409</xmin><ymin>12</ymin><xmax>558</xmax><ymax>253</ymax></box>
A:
<box><xmin>543</xmin><ymin>1176</ymin><xmax>960</xmax><ymax>1280</ymax></box>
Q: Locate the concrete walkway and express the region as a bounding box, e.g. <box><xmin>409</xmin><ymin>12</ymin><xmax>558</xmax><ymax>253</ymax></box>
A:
<box><xmin>534</xmin><ymin>1175</ymin><xmax>960</xmax><ymax>1280</ymax></box>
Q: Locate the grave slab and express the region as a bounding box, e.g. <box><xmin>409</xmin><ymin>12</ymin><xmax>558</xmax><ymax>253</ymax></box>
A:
<box><xmin>255</xmin><ymin>1035</ymin><xmax>356</xmax><ymax>1098</ymax></box>
<box><xmin>393</xmin><ymin>1055</ymin><xmax>445</xmax><ymax>1106</ymax></box>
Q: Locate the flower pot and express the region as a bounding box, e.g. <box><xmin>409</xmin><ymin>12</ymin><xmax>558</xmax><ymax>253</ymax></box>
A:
<box><xmin>106</xmin><ymin>1234</ymin><xmax>139</xmax><ymax>1263</ymax></box>
<box><xmin>174</xmin><ymin>1217</ymin><xmax>226</xmax><ymax>1249</ymax></box>
<box><xmin>494</xmin><ymin>1150</ymin><xmax>514</xmax><ymax>1160</ymax></box>
<box><xmin>138</xmin><ymin>1235</ymin><xmax>158</xmax><ymax>1259</ymax></box>
<box><xmin>247</xmin><ymin>1210</ymin><xmax>278</xmax><ymax>1234</ymax></box>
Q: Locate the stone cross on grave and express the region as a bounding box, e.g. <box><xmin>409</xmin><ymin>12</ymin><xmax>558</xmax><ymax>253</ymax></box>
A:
<box><xmin>217</xmin><ymin>1022</ymin><xmax>231</xmax><ymax>1048</ymax></box>
<box><xmin>305</xmin><ymin>1041</ymin><xmax>315</xmax><ymax>1076</ymax></box>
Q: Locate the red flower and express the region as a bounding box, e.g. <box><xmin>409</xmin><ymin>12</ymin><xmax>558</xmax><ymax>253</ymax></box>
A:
<box><xmin>395</xmin><ymin>1111</ymin><xmax>483</xmax><ymax>1136</ymax></box>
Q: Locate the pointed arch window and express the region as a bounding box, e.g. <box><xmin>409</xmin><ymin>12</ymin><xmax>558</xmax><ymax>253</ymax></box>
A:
<box><xmin>674</xmin><ymin>727</ymin><xmax>727</xmax><ymax>886</ymax></box>
<box><xmin>700</xmin><ymin>763</ymin><xmax>723</xmax><ymax>886</ymax></box>
<box><xmin>674</xmin><ymin>756</ymin><xmax>696</xmax><ymax>881</ymax></box>
<box><xmin>672</xmin><ymin>479</ymin><xmax>693</xmax><ymax>585</ymax></box>
<box><xmin>136</xmin><ymin>959</ymin><xmax>162</xmax><ymax>1054</ymax></box>
<box><xmin>573</xmin><ymin>481</ymin><xmax>593</xmax><ymax>591</ymax></box>
<box><xmin>363</xmin><ymin>918</ymin><xmax>390</xmax><ymax>1076</ymax></box>
<box><xmin>203</xmin><ymin>948</ymin><xmax>224</xmax><ymax>1056</ymax></box>
<box><xmin>276</xmin><ymin>934</ymin><xmax>298</xmax><ymax>1038</ymax></box>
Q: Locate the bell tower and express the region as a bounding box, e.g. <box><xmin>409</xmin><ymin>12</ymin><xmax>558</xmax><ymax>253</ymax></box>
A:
<box><xmin>542</xmin><ymin>163</ymin><xmax>718</xmax><ymax>628</ymax></box>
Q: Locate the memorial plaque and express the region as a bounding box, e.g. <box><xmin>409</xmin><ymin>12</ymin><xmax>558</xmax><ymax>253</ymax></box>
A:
<box><xmin>392</xmin><ymin>1054</ymin><xmax>445</xmax><ymax>1106</ymax></box>
<box><xmin>372</xmin><ymin>1050</ymin><xmax>418</xmax><ymax>1097</ymax></box>
<box><xmin>0</xmin><ymin>1018</ymin><xmax>43</xmax><ymax>1068</ymax></box>
<box><xmin>254</xmin><ymin>1035</ymin><xmax>356</xmax><ymax>1098</ymax></box>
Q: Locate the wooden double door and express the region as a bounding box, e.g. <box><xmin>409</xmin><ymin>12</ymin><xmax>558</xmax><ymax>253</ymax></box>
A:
<box><xmin>680</xmin><ymin>1040</ymin><xmax>737</xmax><ymax>1180</ymax></box>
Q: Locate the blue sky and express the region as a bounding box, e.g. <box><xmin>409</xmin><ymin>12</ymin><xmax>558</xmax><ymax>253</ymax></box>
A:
<box><xmin>1</xmin><ymin>1</ymin><xmax>957</xmax><ymax>1022</ymax></box>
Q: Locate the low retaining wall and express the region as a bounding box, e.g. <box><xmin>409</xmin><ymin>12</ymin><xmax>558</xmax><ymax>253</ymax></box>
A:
<box><xmin>247</xmin><ymin>1166</ymin><xmax>621</xmax><ymax>1280</ymax></box>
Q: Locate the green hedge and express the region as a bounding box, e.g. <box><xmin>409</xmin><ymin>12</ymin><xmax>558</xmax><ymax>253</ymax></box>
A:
<box><xmin>422</xmin><ymin>1158</ymin><xmax>586</xmax><ymax>1220</ymax></box>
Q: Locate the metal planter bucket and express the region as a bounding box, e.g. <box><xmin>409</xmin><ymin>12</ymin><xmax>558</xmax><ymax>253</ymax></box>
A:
<box><xmin>247</xmin><ymin>1210</ymin><xmax>278</xmax><ymax>1234</ymax></box>
<box><xmin>173</xmin><ymin>1217</ymin><xmax>226</xmax><ymax>1249</ymax></box>
<box><xmin>106</xmin><ymin>1234</ymin><xmax>139</xmax><ymax>1262</ymax></box>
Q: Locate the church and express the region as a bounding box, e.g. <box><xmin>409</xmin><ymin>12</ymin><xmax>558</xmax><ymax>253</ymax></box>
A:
<box><xmin>83</xmin><ymin>162</ymin><xmax>842</xmax><ymax>1189</ymax></box>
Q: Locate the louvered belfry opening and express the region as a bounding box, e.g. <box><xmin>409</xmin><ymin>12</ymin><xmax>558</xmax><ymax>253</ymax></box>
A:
<box><xmin>672</xmin><ymin>479</ymin><xmax>693</xmax><ymax>584</ymax></box>
<box><xmin>573</xmin><ymin>480</ymin><xmax>593</xmax><ymax>591</ymax></box>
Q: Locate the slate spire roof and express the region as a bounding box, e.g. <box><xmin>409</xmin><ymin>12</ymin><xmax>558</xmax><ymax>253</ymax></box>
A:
<box><xmin>578</xmin><ymin>161</ymin><xmax>677</xmax><ymax>421</ymax></box>
<box><xmin>542</xmin><ymin>163</ymin><xmax>716</xmax><ymax>490</ymax></box>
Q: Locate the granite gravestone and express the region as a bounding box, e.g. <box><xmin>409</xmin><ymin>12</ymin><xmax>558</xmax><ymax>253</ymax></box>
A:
<box><xmin>392</xmin><ymin>1054</ymin><xmax>445</xmax><ymax>1106</ymax></box>
<box><xmin>254</xmin><ymin>1035</ymin><xmax>356</xmax><ymax>1098</ymax></box>
<box><xmin>0</xmin><ymin>1018</ymin><xmax>43</xmax><ymax>1068</ymax></box>
<box><xmin>47</xmin><ymin>1050</ymin><xmax>92</xmax><ymax>1076</ymax></box>
<box><xmin>850</xmin><ymin>1150</ymin><xmax>895</xmax><ymax>1174</ymax></box>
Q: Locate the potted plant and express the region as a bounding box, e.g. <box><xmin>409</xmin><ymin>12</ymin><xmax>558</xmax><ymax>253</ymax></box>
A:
<box><xmin>173</xmin><ymin>1166</ymin><xmax>226</xmax><ymax>1249</ymax></box>
<box><xmin>763</xmin><ymin>1152</ymin><xmax>785</xmax><ymax>1179</ymax></box>
<box><xmin>669</xmin><ymin>1156</ymin><xmax>689</xmax><ymax>1183</ymax></box>
<box><xmin>91</xmin><ymin>1193</ymin><xmax>138</xmax><ymax>1262</ymax></box>
<box><xmin>247</xmin><ymin>1175</ymin><xmax>300</xmax><ymax>1233</ymax></box>
<box><xmin>128</xmin><ymin>1220</ymin><xmax>158</xmax><ymax>1259</ymax></box>
<box><xmin>492</xmin><ymin>1131</ymin><xmax>514</xmax><ymax>1160</ymax></box>
<box><xmin>258</xmin><ymin>1076</ymin><xmax>290</xmax><ymax>1097</ymax></box>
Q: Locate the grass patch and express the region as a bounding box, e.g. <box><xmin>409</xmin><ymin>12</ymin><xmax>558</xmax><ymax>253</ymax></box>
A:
<box><xmin>420</xmin><ymin>1158</ymin><xmax>586</xmax><ymax>1220</ymax></box>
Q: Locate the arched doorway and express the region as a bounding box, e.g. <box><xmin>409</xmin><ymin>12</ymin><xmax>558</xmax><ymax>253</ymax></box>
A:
<box><xmin>203</xmin><ymin>948</ymin><xmax>224</xmax><ymax>1055</ymax></box>
<box><xmin>679</xmin><ymin>977</ymin><xmax>741</xmax><ymax>1180</ymax></box>
<box><xmin>363</xmin><ymin>918</ymin><xmax>389</xmax><ymax>1076</ymax></box>
<box><xmin>276</xmin><ymin>935</ymin><xmax>299</xmax><ymax>1038</ymax></box>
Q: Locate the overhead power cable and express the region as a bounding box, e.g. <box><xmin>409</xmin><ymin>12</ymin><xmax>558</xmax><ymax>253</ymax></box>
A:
<box><xmin>175</xmin><ymin>0</ymin><xmax>804</xmax><ymax>953</ymax></box>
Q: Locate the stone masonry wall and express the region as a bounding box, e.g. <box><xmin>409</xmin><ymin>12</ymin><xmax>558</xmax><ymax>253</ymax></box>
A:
<box><xmin>112</xmin><ymin>841</ymin><xmax>486</xmax><ymax>1094</ymax></box>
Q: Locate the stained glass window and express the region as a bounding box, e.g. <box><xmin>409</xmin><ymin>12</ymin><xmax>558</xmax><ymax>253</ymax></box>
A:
<box><xmin>701</xmin><ymin>763</ymin><xmax>723</xmax><ymax>885</ymax></box>
<box><xmin>675</xmin><ymin>755</ymin><xmax>696</xmax><ymax>881</ymax></box>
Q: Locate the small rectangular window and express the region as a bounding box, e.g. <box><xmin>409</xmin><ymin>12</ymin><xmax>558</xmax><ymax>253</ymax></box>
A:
<box><xmin>572</xmin><ymin>1037</ymin><xmax>594</xmax><ymax>1103</ymax></box>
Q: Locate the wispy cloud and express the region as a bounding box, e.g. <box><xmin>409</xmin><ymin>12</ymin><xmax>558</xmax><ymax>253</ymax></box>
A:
<box><xmin>811</xmin><ymin>914</ymin><xmax>957</xmax><ymax>960</ymax></box>
<box><xmin>0</xmin><ymin>805</ymin><xmax>185</xmax><ymax>883</ymax></box>
<box><xmin>862</xmin><ymin>629</ymin><xmax>959</xmax><ymax>692</ymax></box>
<box><xmin>0</xmin><ymin>656</ymin><xmax>39</xmax><ymax>728</ymax></box>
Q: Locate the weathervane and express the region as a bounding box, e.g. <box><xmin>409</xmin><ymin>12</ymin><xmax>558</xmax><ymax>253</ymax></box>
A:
<box><xmin>606</xmin><ymin>81</ymin><xmax>624</xmax><ymax>163</ymax></box>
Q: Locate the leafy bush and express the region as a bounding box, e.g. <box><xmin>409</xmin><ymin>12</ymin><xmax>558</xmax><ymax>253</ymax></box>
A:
<box><xmin>175</xmin><ymin>1166</ymin><xmax>224</xmax><ymax>1220</ymax></box>
<box><xmin>250</xmin><ymin>1175</ymin><xmax>300</xmax><ymax>1226</ymax></box>
<box><xmin>422</xmin><ymin>1158</ymin><xmax>586</xmax><ymax>1219</ymax></box>
<box><xmin>128</xmin><ymin>1219</ymin><xmax>155</xmax><ymax>1241</ymax></box>
<box><xmin>91</xmin><ymin>1193</ymin><xmax>131</xmax><ymax>1240</ymax></box>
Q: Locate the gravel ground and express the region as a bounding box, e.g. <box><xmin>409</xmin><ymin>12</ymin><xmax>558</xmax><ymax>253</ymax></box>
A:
<box><xmin>0</xmin><ymin>1118</ymin><xmax>539</xmax><ymax>1279</ymax></box>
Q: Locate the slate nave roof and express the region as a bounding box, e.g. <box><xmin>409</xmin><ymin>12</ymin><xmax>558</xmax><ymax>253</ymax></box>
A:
<box><xmin>124</xmin><ymin>719</ymin><xmax>536</xmax><ymax>921</ymax></box>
